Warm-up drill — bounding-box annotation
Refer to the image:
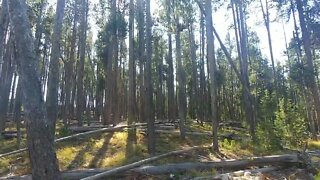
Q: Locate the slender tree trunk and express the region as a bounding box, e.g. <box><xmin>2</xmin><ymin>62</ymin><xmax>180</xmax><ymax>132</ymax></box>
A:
<box><xmin>137</xmin><ymin>0</ymin><xmax>145</xmax><ymax>123</ymax></box>
<box><xmin>199</xmin><ymin>12</ymin><xmax>206</xmax><ymax>123</ymax></box>
<box><xmin>14</xmin><ymin>79</ymin><xmax>22</xmax><ymax>148</ymax></box>
<box><xmin>128</xmin><ymin>0</ymin><xmax>136</xmax><ymax>142</ymax></box>
<box><xmin>175</xmin><ymin>21</ymin><xmax>186</xmax><ymax>139</ymax></box>
<box><xmin>34</xmin><ymin>0</ymin><xmax>46</xmax><ymax>62</ymax></box>
<box><xmin>259</xmin><ymin>0</ymin><xmax>276</xmax><ymax>86</ymax></box>
<box><xmin>63</xmin><ymin>1</ymin><xmax>78</xmax><ymax>126</ymax></box>
<box><xmin>112</xmin><ymin>0</ymin><xmax>119</xmax><ymax>125</ymax></box>
<box><xmin>155</xmin><ymin>37</ymin><xmax>165</xmax><ymax>120</ymax></box>
<box><xmin>145</xmin><ymin>0</ymin><xmax>155</xmax><ymax>154</ymax></box>
<box><xmin>205</xmin><ymin>0</ymin><xmax>219</xmax><ymax>151</ymax></box>
<box><xmin>166</xmin><ymin>0</ymin><xmax>175</xmax><ymax>123</ymax></box>
<box><xmin>0</xmin><ymin>0</ymin><xmax>9</xmax><ymax>74</ymax></box>
<box><xmin>0</xmin><ymin>34</ymin><xmax>14</xmax><ymax>134</ymax></box>
<box><xmin>46</xmin><ymin>0</ymin><xmax>66</xmax><ymax>134</ymax></box>
<box><xmin>238</xmin><ymin>0</ymin><xmax>256</xmax><ymax>138</ymax></box>
<box><xmin>77</xmin><ymin>0</ymin><xmax>87</xmax><ymax>126</ymax></box>
<box><xmin>188</xmin><ymin>22</ymin><xmax>199</xmax><ymax>121</ymax></box>
<box><xmin>8</xmin><ymin>0</ymin><xmax>61</xmax><ymax>178</ymax></box>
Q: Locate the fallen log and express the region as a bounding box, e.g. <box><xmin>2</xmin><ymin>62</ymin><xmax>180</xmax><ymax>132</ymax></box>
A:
<box><xmin>191</xmin><ymin>166</ymin><xmax>281</xmax><ymax>180</ymax></box>
<box><xmin>131</xmin><ymin>154</ymin><xmax>302</xmax><ymax>175</ymax></box>
<box><xmin>69</xmin><ymin>126</ymin><xmax>109</xmax><ymax>133</ymax></box>
<box><xmin>81</xmin><ymin>146</ymin><xmax>210</xmax><ymax>180</ymax></box>
<box><xmin>0</xmin><ymin>122</ymin><xmax>154</xmax><ymax>158</ymax></box>
<box><xmin>219</xmin><ymin>121</ymin><xmax>243</xmax><ymax>128</ymax></box>
<box><xmin>1</xmin><ymin>131</ymin><xmax>20</xmax><ymax>139</ymax></box>
<box><xmin>140</xmin><ymin>129</ymin><xmax>244</xmax><ymax>140</ymax></box>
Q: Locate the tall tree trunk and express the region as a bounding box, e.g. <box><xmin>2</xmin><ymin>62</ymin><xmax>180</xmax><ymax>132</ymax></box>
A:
<box><xmin>155</xmin><ymin>37</ymin><xmax>164</xmax><ymax>120</ymax></box>
<box><xmin>34</xmin><ymin>0</ymin><xmax>46</xmax><ymax>62</ymax></box>
<box><xmin>145</xmin><ymin>0</ymin><xmax>155</xmax><ymax>154</ymax></box>
<box><xmin>0</xmin><ymin>34</ymin><xmax>14</xmax><ymax>134</ymax></box>
<box><xmin>205</xmin><ymin>0</ymin><xmax>219</xmax><ymax>152</ymax></box>
<box><xmin>199</xmin><ymin>12</ymin><xmax>206</xmax><ymax>123</ymax></box>
<box><xmin>0</xmin><ymin>0</ymin><xmax>9</xmax><ymax>74</ymax></box>
<box><xmin>175</xmin><ymin>21</ymin><xmax>186</xmax><ymax>139</ymax></box>
<box><xmin>63</xmin><ymin>1</ymin><xmax>78</xmax><ymax>126</ymax></box>
<box><xmin>77</xmin><ymin>0</ymin><xmax>87</xmax><ymax>126</ymax></box>
<box><xmin>128</xmin><ymin>0</ymin><xmax>136</xmax><ymax>142</ymax></box>
<box><xmin>46</xmin><ymin>0</ymin><xmax>66</xmax><ymax>134</ymax></box>
<box><xmin>112</xmin><ymin>0</ymin><xmax>119</xmax><ymax>125</ymax></box>
<box><xmin>138</xmin><ymin>0</ymin><xmax>145</xmax><ymax>123</ymax></box>
<box><xmin>296</xmin><ymin>0</ymin><xmax>320</xmax><ymax>131</ymax></box>
<box><xmin>259</xmin><ymin>0</ymin><xmax>276</xmax><ymax>87</ymax></box>
<box><xmin>166</xmin><ymin>0</ymin><xmax>175</xmax><ymax>123</ymax></box>
<box><xmin>238</xmin><ymin>0</ymin><xmax>256</xmax><ymax>138</ymax></box>
<box><xmin>188</xmin><ymin>22</ymin><xmax>199</xmax><ymax>121</ymax></box>
<box><xmin>14</xmin><ymin>79</ymin><xmax>22</xmax><ymax>148</ymax></box>
<box><xmin>8</xmin><ymin>0</ymin><xmax>61</xmax><ymax>178</ymax></box>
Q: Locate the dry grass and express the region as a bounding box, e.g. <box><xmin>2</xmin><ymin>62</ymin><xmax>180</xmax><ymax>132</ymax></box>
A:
<box><xmin>3</xmin><ymin>120</ymin><xmax>313</xmax><ymax>178</ymax></box>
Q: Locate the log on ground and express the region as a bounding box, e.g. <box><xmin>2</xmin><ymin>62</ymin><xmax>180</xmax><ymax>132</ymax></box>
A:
<box><xmin>80</xmin><ymin>146</ymin><xmax>210</xmax><ymax>180</ymax></box>
<box><xmin>131</xmin><ymin>154</ymin><xmax>302</xmax><ymax>175</ymax></box>
<box><xmin>191</xmin><ymin>166</ymin><xmax>282</xmax><ymax>180</ymax></box>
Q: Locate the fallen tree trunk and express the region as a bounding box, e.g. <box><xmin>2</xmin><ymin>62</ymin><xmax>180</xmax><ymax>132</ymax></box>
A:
<box><xmin>219</xmin><ymin>121</ymin><xmax>243</xmax><ymax>128</ymax></box>
<box><xmin>81</xmin><ymin>146</ymin><xmax>210</xmax><ymax>180</ymax></box>
<box><xmin>0</xmin><ymin>122</ymin><xmax>156</xmax><ymax>158</ymax></box>
<box><xmin>191</xmin><ymin>166</ymin><xmax>281</xmax><ymax>180</ymax></box>
<box><xmin>131</xmin><ymin>154</ymin><xmax>302</xmax><ymax>175</ymax></box>
<box><xmin>140</xmin><ymin>129</ymin><xmax>244</xmax><ymax>140</ymax></box>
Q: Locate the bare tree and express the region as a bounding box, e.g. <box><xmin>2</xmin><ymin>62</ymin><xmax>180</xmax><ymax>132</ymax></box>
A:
<box><xmin>8</xmin><ymin>0</ymin><xmax>61</xmax><ymax>178</ymax></box>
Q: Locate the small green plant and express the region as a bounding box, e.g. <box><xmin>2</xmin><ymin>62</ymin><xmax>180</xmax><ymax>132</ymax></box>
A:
<box><xmin>0</xmin><ymin>158</ymin><xmax>10</xmax><ymax>174</ymax></box>
<box><xmin>58</xmin><ymin>126</ymin><xmax>72</xmax><ymax>137</ymax></box>
<box><xmin>221</xmin><ymin>139</ymin><xmax>240</xmax><ymax>151</ymax></box>
<box><xmin>275</xmin><ymin>99</ymin><xmax>308</xmax><ymax>148</ymax></box>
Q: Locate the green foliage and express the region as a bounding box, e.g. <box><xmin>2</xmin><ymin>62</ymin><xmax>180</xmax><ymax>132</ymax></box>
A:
<box><xmin>255</xmin><ymin>91</ymin><xmax>282</xmax><ymax>151</ymax></box>
<box><xmin>256</xmin><ymin>121</ymin><xmax>282</xmax><ymax>151</ymax></box>
<box><xmin>274</xmin><ymin>99</ymin><xmax>308</xmax><ymax>148</ymax></box>
<box><xmin>0</xmin><ymin>159</ymin><xmax>9</xmax><ymax>174</ymax></box>
<box><xmin>290</xmin><ymin>61</ymin><xmax>316</xmax><ymax>86</ymax></box>
<box><xmin>221</xmin><ymin>139</ymin><xmax>240</xmax><ymax>151</ymax></box>
<box><xmin>57</xmin><ymin>126</ymin><xmax>72</xmax><ymax>137</ymax></box>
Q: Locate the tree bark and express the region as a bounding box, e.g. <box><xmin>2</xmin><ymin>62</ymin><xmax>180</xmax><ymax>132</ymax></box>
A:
<box><xmin>145</xmin><ymin>0</ymin><xmax>156</xmax><ymax>154</ymax></box>
<box><xmin>0</xmin><ymin>33</ymin><xmax>14</xmax><ymax>134</ymax></box>
<box><xmin>175</xmin><ymin>21</ymin><xmax>186</xmax><ymax>139</ymax></box>
<box><xmin>13</xmin><ymin>79</ymin><xmax>22</xmax><ymax>148</ymax></box>
<box><xmin>46</xmin><ymin>0</ymin><xmax>66</xmax><ymax>135</ymax></box>
<box><xmin>0</xmin><ymin>0</ymin><xmax>9</xmax><ymax>74</ymax></box>
<box><xmin>166</xmin><ymin>0</ymin><xmax>176</xmax><ymax>123</ymax></box>
<box><xmin>128</xmin><ymin>0</ymin><xmax>136</xmax><ymax>143</ymax></box>
<box><xmin>63</xmin><ymin>0</ymin><xmax>78</xmax><ymax>126</ymax></box>
<box><xmin>77</xmin><ymin>0</ymin><xmax>87</xmax><ymax>126</ymax></box>
<box><xmin>8</xmin><ymin>0</ymin><xmax>61</xmax><ymax>178</ymax></box>
<box><xmin>137</xmin><ymin>0</ymin><xmax>145</xmax><ymax>123</ymax></box>
<box><xmin>259</xmin><ymin>0</ymin><xmax>276</xmax><ymax>86</ymax></box>
<box><xmin>205</xmin><ymin>0</ymin><xmax>219</xmax><ymax>151</ymax></box>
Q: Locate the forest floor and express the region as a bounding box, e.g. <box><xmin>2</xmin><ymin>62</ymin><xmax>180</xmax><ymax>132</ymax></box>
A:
<box><xmin>0</xmin><ymin>120</ymin><xmax>320</xmax><ymax>179</ymax></box>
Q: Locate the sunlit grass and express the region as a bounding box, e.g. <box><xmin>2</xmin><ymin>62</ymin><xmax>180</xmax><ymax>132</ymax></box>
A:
<box><xmin>308</xmin><ymin>140</ymin><xmax>320</xmax><ymax>150</ymax></box>
<box><xmin>0</xmin><ymin>121</ymin><xmax>289</xmax><ymax>178</ymax></box>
